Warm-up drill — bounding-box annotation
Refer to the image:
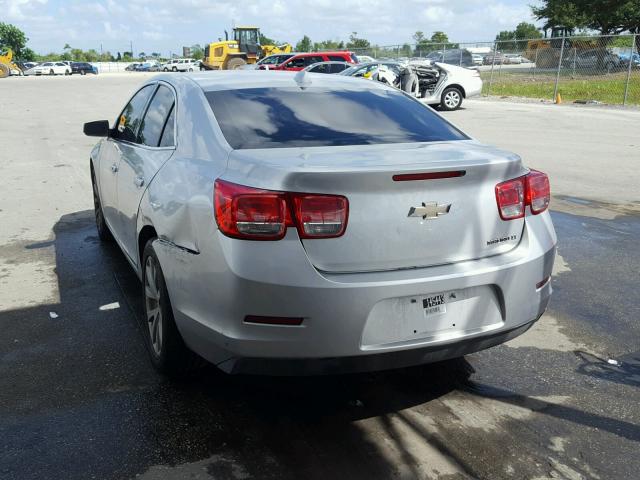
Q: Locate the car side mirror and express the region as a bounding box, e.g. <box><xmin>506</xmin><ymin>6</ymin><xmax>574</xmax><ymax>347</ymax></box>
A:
<box><xmin>83</xmin><ymin>120</ymin><xmax>110</xmax><ymax>137</ymax></box>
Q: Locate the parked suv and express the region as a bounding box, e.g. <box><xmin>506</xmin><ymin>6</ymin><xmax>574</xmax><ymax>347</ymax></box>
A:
<box><xmin>425</xmin><ymin>49</ymin><xmax>474</xmax><ymax>68</ymax></box>
<box><xmin>162</xmin><ymin>59</ymin><xmax>199</xmax><ymax>72</ymax></box>
<box><xmin>275</xmin><ymin>51</ymin><xmax>358</xmax><ymax>71</ymax></box>
<box><xmin>71</xmin><ymin>62</ymin><xmax>98</xmax><ymax>75</ymax></box>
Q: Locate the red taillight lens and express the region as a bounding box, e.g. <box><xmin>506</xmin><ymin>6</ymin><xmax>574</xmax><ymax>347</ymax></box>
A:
<box><xmin>214</xmin><ymin>179</ymin><xmax>348</xmax><ymax>240</ymax></box>
<box><xmin>291</xmin><ymin>194</ymin><xmax>348</xmax><ymax>238</ymax></box>
<box><xmin>495</xmin><ymin>177</ymin><xmax>525</xmax><ymax>220</ymax></box>
<box><xmin>525</xmin><ymin>170</ymin><xmax>550</xmax><ymax>214</ymax></box>
<box><xmin>495</xmin><ymin>170</ymin><xmax>550</xmax><ymax>221</ymax></box>
<box><xmin>214</xmin><ymin>180</ymin><xmax>292</xmax><ymax>240</ymax></box>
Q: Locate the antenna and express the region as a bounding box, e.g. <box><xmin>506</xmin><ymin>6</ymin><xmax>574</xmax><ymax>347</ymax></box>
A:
<box><xmin>294</xmin><ymin>70</ymin><xmax>312</xmax><ymax>89</ymax></box>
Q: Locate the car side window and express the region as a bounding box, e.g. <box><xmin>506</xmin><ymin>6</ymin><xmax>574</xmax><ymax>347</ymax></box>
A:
<box><xmin>312</xmin><ymin>64</ymin><xmax>330</xmax><ymax>74</ymax></box>
<box><xmin>159</xmin><ymin>105</ymin><xmax>176</xmax><ymax>147</ymax></box>
<box><xmin>328</xmin><ymin>55</ymin><xmax>345</xmax><ymax>62</ymax></box>
<box><xmin>304</xmin><ymin>56</ymin><xmax>324</xmax><ymax>66</ymax></box>
<box><xmin>288</xmin><ymin>57</ymin><xmax>306</xmax><ymax>68</ymax></box>
<box><xmin>137</xmin><ymin>85</ymin><xmax>176</xmax><ymax>147</ymax></box>
<box><xmin>330</xmin><ymin>63</ymin><xmax>348</xmax><ymax>73</ymax></box>
<box><xmin>114</xmin><ymin>85</ymin><xmax>154</xmax><ymax>144</ymax></box>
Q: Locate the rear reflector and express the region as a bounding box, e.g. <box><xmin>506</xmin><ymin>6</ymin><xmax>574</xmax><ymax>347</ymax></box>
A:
<box><xmin>536</xmin><ymin>277</ymin><xmax>550</xmax><ymax>289</ymax></box>
<box><xmin>495</xmin><ymin>169</ymin><xmax>550</xmax><ymax>221</ymax></box>
<box><xmin>214</xmin><ymin>179</ymin><xmax>348</xmax><ymax>240</ymax></box>
<box><xmin>392</xmin><ymin>171</ymin><xmax>466</xmax><ymax>181</ymax></box>
<box><xmin>244</xmin><ymin>315</ymin><xmax>304</xmax><ymax>326</ymax></box>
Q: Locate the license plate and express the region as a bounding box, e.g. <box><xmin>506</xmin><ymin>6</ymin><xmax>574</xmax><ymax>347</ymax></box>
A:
<box><xmin>423</xmin><ymin>293</ymin><xmax>447</xmax><ymax>316</ymax></box>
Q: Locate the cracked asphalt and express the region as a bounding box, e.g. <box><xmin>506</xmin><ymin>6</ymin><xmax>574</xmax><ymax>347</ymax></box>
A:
<box><xmin>1</xmin><ymin>74</ymin><xmax>638</xmax><ymax>480</ymax></box>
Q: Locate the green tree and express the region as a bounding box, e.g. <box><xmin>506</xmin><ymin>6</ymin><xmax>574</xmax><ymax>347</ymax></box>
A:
<box><xmin>347</xmin><ymin>32</ymin><xmax>370</xmax><ymax>49</ymax></box>
<box><xmin>0</xmin><ymin>23</ymin><xmax>29</xmax><ymax>58</ymax></box>
<box><xmin>295</xmin><ymin>35</ymin><xmax>312</xmax><ymax>52</ymax></box>
<box><xmin>20</xmin><ymin>47</ymin><xmax>36</xmax><ymax>61</ymax></box>
<box><xmin>190</xmin><ymin>44</ymin><xmax>203</xmax><ymax>60</ymax></box>
<box><xmin>413</xmin><ymin>31</ymin><xmax>425</xmax><ymax>43</ymax></box>
<box><xmin>259</xmin><ymin>33</ymin><xmax>276</xmax><ymax>45</ymax></box>
<box><xmin>85</xmin><ymin>49</ymin><xmax>99</xmax><ymax>62</ymax></box>
<box><xmin>532</xmin><ymin>0</ymin><xmax>639</xmax><ymax>36</ymax></box>
<box><xmin>430</xmin><ymin>31</ymin><xmax>449</xmax><ymax>43</ymax></box>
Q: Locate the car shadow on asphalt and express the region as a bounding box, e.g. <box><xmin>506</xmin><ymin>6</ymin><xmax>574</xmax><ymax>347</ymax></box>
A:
<box><xmin>2</xmin><ymin>209</ymin><xmax>639</xmax><ymax>480</ymax></box>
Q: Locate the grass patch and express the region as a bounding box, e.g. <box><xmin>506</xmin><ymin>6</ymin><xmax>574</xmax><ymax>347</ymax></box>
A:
<box><xmin>481</xmin><ymin>71</ymin><xmax>640</xmax><ymax>105</ymax></box>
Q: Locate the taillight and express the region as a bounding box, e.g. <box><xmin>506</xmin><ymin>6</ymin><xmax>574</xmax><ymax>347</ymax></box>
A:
<box><xmin>214</xmin><ymin>179</ymin><xmax>348</xmax><ymax>240</ymax></box>
<box><xmin>214</xmin><ymin>180</ymin><xmax>292</xmax><ymax>240</ymax></box>
<box><xmin>291</xmin><ymin>194</ymin><xmax>348</xmax><ymax>238</ymax></box>
<box><xmin>495</xmin><ymin>170</ymin><xmax>550</xmax><ymax>221</ymax></box>
<box><xmin>495</xmin><ymin>177</ymin><xmax>525</xmax><ymax>220</ymax></box>
<box><xmin>525</xmin><ymin>170</ymin><xmax>550</xmax><ymax>214</ymax></box>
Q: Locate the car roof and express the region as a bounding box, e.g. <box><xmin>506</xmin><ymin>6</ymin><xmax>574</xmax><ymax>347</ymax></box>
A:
<box><xmin>166</xmin><ymin>70</ymin><xmax>393</xmax><ymax>93</ymax></box>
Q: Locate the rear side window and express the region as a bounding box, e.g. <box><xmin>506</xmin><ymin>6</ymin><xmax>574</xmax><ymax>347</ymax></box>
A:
<box><xmin>206</xmin><ymin>87</ymin><xmax>468</xmax><ymax>149</ymax></box>
<box><xmin>138</xmin><ymin>85</ymin><xmax>175</xmax><ymax>147</ymax></box>
<box><xmin>330</xmin><ymin>63</ymin><xmax>349</xmax><ymax>73</ymax></box>
<box><xmin>304</xmin><ymin>56</ymin><xmax>324</xmax><ymax>66</ymax></box>
<box><xmin>159</xmin><ymin>105</ymin><xmax>176</xmax><ymax>147</ymax></box>
<box><xmin>287</xmin><ymin>56</ymin><xmax>306</xmax><ymax>68</ymax></box>
<box><xmin>115</xmin><ymin>85</ymin><xmax>154</xmax><ymax>143</ymax></box>
<box><xmin>328</xmin><ymin>55</ymin><xmax>346</xmax><ymax>62</ymax></box>
<box><xmin>310</xmin><ymin>63</ymin><xmax>330</xmax><ymax>74</ymax></box>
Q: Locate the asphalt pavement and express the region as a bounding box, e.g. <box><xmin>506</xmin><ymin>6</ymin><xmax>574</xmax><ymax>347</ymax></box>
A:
<box><xmin>1</xmin><ymin>74</ymin><xmax>638</xmax><ymax>480</ymax></box>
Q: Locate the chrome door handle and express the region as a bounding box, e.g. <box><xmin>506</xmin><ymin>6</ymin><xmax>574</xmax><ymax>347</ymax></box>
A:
<box><xmin>134</xmin><ymin>176</ymin><xmax>145</xmax><ymax>188</ymax></box>
<box><xmin>111</xmin><ymin>163</ymin><xmax>118</xmax><ymax>173</ymax></box>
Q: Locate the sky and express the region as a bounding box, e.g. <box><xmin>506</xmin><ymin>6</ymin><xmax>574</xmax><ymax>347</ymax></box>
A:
<box><xmin>2</xmin><ymin>0</ymin><xmax>542</xmax><ymax>55</ymax></box>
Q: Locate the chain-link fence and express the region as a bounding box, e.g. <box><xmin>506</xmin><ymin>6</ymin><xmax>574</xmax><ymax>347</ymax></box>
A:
<box><xmin>347</xmin><ymin>33</ymin><xmax>640</xmax><ymax>106</ymax></box>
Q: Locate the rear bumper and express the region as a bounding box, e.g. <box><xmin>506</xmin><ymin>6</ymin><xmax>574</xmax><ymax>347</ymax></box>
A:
<box><xmin>157</xmin><ymin>211</ymin><xmax>556</xmax><ymax>375</ymax></box>
<box><xmin>217</xmin><ymin>318</ymin><xmax>538</xmax><ymax>375</ymax></box>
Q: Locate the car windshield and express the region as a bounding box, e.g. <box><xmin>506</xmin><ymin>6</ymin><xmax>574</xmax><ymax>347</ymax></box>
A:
<box><xmin>205</xmin><ymin>86</ymin><xmax>468</xmax><ymax>149</ymax></box>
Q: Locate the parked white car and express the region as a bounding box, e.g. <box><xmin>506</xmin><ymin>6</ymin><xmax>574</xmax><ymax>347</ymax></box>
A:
<box><xmin>341</xmin><ymin>61</ymin><xmax>483</xmax><ymax>110</ymax></box>
<box><xmin>32</xmin><ymin>62</ymin><xmax>71</xmax><ymax>75</ymax></box>
<box><xmin>162</xmin><ymin>58</ymin><xmax>199</xmax><ymax>72</ymax></box>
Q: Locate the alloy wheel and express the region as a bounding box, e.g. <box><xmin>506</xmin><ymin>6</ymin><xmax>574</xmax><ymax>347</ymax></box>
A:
<box><xmin>444</xmin><ymin>90</ymin><xmax>461</xmax><ymax>109</ymax></box>
<box><xmin>144</xmin><ymin>255</ymin><xmax>163</xmax><ymax>356</ymax></box>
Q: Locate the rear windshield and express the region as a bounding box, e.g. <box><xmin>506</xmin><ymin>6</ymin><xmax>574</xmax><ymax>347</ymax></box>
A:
<box><xmin>205</xmin><ymin>87</ymin><xmax>467</xmax><ymax>149</ymax></box>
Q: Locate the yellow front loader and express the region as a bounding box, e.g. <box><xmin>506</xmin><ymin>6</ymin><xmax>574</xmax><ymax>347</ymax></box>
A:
<box><xmin>0</xmin><ymin>49</ymin><xmax>22</xmax><ymax>78</ymax></box>
<box><xmin>202</xmin><ymin>27</ymin><xmax>292</xmax><ymax>70</ymax></box>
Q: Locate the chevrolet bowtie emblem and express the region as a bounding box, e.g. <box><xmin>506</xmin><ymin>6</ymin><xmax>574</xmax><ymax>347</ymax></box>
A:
<box><xmin>407</xmin><ymin>202</ymin><xmax>451</xmax><ymax>220</ymax></box>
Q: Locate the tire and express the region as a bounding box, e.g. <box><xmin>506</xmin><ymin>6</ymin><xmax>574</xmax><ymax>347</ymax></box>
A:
<box><xmin>142</xmin><ymin>239</ymin><xmax>203</xmax><ymax>376</ymax></box>
<box><xmin>188</xmin><ymin>68</ymin><xmax>193</xmax><ymax>72</ymax></box>
<box><xmin>65</xmin><ymin>70</ymin><xmax>70</xmax><ymax>75</ymax></box>
<box><xmin>440</xmin><ymin>87</ymin><xmax>463</xmax><ymax>111</ymax></box>
<box><xmin>49</xmin><ymin>69</ymin><xmax>55</xmax><ymax>76</ymax></box>
<box><xmin>0</xmin><ymin>64</ymin><xmax>9</xmax><ymax>78</ymax></box>
<box><xmin>81</xmin><ymin>70</ymin><xmax>86</xmax><ymax>76</ymax></box>
<box><xmin>226</xmin><ymin>57</ymin><xmax>247</xmax><ymax>70</ymax></box>
<box><xmin>172</xmin><ymin>66</ymin><xmax>177</xmax><ymax>72</ymax></box>
<box><xmin>163</xmin><ymin>67</ymin><xmax>168</xmax><ymax>72</ymax></box>
<box><xmin>92</xmin><ymin>170</ymin><xmax>113</xmax><ymax>242</ymax></box>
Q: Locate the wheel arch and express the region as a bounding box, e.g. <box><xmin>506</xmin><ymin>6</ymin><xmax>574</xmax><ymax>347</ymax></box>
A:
<box><xmin>138</xmin><ymin>225</ymin><xmax>158</xmax><ymax>274</ymax></box>
<box><xmin>446</xmin><ymin>83</ymin><xmax>466</xmax><ymax>98</ymax></box>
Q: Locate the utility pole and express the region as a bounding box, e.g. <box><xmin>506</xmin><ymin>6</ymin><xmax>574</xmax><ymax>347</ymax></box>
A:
<box><xmin>130</xmin><ymin>40</ymin><xmax>134</xmax><ymax>58</ymax></box>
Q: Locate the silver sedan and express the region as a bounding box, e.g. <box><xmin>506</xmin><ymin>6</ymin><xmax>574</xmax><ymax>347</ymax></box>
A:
<box><xmin>84</xmin><ymin>71</ymin><xmax>556</xmax><ymax>376</ymax></box>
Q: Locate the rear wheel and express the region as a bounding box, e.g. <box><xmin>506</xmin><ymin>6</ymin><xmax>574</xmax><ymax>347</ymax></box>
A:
<box><xmin>142</xmin><ymin>239</ymin><xmax>202</xmax><ymax>376</ymax></box>
<box><xmin>49</xmin><ymin>69</ymin><xmax>55</xmax><ymax>76</ymax></box>
<box><xmin>172</xmin><ymin>66</ymin><xmax>177</xmax><ymax>72</ymax></box>
<box><xmin>81</xmin><ymin>70</ymin><xmax>86</xmax><ymax>76</ymax></box>
<box><xmin>226</xmin><ymin>57</ymin><xmax>247</xmax><ymax>70</ymax></box>
<box><xmin>0</xmin><ymin>64</ymin><xmax>9</xmax><ymax>78</ymax></box>
<box><xmin>440</xmin><ymin>87</ymin><xmax>463</xmax><ymax>111</ymax></box>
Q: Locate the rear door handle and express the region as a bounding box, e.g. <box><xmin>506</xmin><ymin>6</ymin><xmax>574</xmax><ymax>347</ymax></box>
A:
<box><xmin>111</xmin><ymin>163</ymin><xmax>118</xmax><ymax>173</ymax></box>
<box><xmin>134</xmin><ymin>176</ymin><xmax>145</xmax><ymax>188</ymax></box>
